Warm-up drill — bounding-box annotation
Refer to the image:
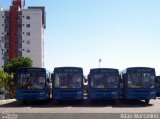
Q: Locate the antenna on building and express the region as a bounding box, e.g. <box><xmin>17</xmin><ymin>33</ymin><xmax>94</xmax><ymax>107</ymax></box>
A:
<box><xmin>12</xmin><ymin>0</ymin><xmax>25</xmax><ymax>8</ymax></box>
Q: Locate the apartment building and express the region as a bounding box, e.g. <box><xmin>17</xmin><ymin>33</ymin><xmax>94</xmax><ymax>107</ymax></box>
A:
<box><xmin>0</xmin><ymin>0</ymin><xmax>46</xmax><ymax>68</ymax></box>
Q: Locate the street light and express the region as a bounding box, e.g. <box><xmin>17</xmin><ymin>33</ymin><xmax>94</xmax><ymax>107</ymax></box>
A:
<box><xmin>99</xmin><ymin>59</ymin><xmax>102</xmax><ymax>68</ymax></box>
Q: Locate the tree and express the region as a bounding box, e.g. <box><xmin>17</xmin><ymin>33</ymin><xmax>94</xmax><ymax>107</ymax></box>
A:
<box><xmin>2</xmin><ymin>57</ymin><xmax>33</xmax><ymax>98</ymax></box>
<box><xmin>0</xmin><ymin>69</ymin><xmax>7</xmax><ymax>88</ymax></box>
<box><xmin>0</xmin><ymin>69</ymin><xmax>14</xmax><ymax>99</ymax></box>
<box><xmin>3</xmin><ymin>57</ymin><xmax>33</xmax><ymax>74</ymax></box>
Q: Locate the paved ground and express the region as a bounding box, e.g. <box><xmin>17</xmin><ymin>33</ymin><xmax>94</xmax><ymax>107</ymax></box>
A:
<box><xmin>0</xmin><ymin>98</ymin><xmax>160</xmax><ymax>113</ymax></box>
<box><xmin>0</xmin><ymin>98</ymin><xmax>160</xmax><ymax>119</ymax></box>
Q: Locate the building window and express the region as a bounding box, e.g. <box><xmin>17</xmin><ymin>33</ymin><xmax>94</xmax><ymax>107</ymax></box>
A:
<box><xmin>18</xmin><ymin>24</ymin><xmax>21</xmax><ymax>28</ymax></box>
<box><xmin>2</xmin><ymin>16</ymin><xmax>4</xmax><ymax>18</ymax></box>
<box><xmin>26</xmin><ymin>40</ymin><xmax>30</xmax><ymax>44</ymax></box>
<box><xmin>23</xmin><ymin>40</ymin><xmax>25</xmax><ymax>43</ymax></box>
<box><xmin>1</xmin><ymin>36</ymin><xmax>4</xmax><ymax>40</ymax></box>
<box><xmin>2</xmin><ymin>24</ymin><xmax>4</xmax><ymax>26</ymax></box>
<box><xmin>26</xmin><ymin>24</ymin><xmax>30</xmax><ymax>28</ymax></box>
<box><xmin>22</xmin><ymin>49</ymin><xmax>24</xmax><ymax>51</ymax></box>
<box><xmin>26</xmin><ymin>32</ymin><xmax>30</xmax><ymax>36</ymax></box>
<box><xmin>7</xmin><ymin>32</ymin><xmax>9</xmax><ymax>36</ymax></box>
<box><xmin>26</xmin><ymin>49</ymin><xmax>30</xmax><ymax>53</ymax></box>
<box><xmin>18</xmin><ymin>39</ymin><xmax>22</xmax><ymax>44</ymax></box>
<box><xmin>26</xmin><ymin>16</ymin><xmax>30</xmax><ymax>20</ymax></box>
<box><xmin>23</xmin><ymin>24</ymin><xmax>25</xmax><ymax>26</ymax></box>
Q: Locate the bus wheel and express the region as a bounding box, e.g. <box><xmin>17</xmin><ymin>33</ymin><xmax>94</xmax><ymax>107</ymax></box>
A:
<box><xmin>23</xmin><ymin>100</ymin><xmax>28</xmax><ymax>104</ymax></box>
<box><xmin>54</xmin><ymin>99</ymin><xmax>59</xmax><ymax>104</ymax></box>
<box><xmin>89</xmin><ymin>99</ymin><xmax>95</xmax><ymax>104</ymax></box>
<box><xmin>78</xmin><ymin>99</ymin><xmax>83</xmax><ymax>104</ymax></box>
<box><xmin>113</xmin><ymin>99</ymin><xmax>118</xmax><ymax>104</ymax></box>
<box><xmin>47</xmin><ymin>93</ymin><xmax>51</xmax><ymax>101</ymax></box>
<box><xmin>145</xmin><ymin>99</ymin><xmax>150</xmax><ymax>104</ymax></box>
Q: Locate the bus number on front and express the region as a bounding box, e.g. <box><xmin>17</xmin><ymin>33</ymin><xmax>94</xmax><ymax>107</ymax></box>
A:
<box><xmin>20</xmin><ymin>74</ymin><xmax>30</xmax><ymax>78</ymax></box>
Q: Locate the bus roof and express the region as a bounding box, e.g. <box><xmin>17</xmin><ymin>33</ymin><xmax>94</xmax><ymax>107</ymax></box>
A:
<box><xmin>54</xmin><ymin>67</ymin><xmax>83</xmax><ymax>73</ymax></box>
<box><xmin>17</xmin><ymin>67</ymin><xmax>46</xmax><ymax>72</ymax></box>
<box><xmin>121</xmin><ymin>67</ymin><xmax>155</xmax><ymax>74</ymax></box>
<box><xmin>89</xmin><ymin>68</ymin><xmax>119</xmax><ymax>74</ymax></box>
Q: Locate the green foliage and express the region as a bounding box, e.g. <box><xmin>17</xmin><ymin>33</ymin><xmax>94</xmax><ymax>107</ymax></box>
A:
<box><xmin>0</xmin><ymin>69</ymin><xmax>14</xmax><ymax>99</ymax></box>
<box><xmin>2</xmin><ymin>57</ymin><xmax>32</xmax><ymax>99</ymax></box>
<box><xmin>0</xmin><ymin>69</ymin><xmax>13</xmax><ymax>88</ymax></box>
<box><xmin>3</xmin><ymin>57</ymin><xmax>33</xmax><ymax>74</ymax></box>
<box><xmin>0</xmin><ymin>69</ymin><xmax>7</xmax><ymax>88</ymax></box>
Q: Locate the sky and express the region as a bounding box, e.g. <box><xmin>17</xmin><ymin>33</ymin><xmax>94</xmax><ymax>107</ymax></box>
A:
<box><xmin>0</xmin><ymin>0</ymin><xmax>160</xmax><ymax>75</ymax></box>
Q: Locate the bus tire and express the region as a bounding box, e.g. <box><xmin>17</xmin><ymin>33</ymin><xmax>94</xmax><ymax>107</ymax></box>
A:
<box><xmin>22</xmin><ymin>100</ymin><xmax>27</xmax><ymax>104</ymax></box>
<box><xmin>113</xmin><ymin>99</ymin><xmax>118</xmax><ymax>104</ymax></box>
<box><xmin>47</xmin><ymin>92</ymin><xmax>51</xmax><ymax>101</ymax></box>
<box><xmin>55</xmin><ymin>99</ymin><xmax>60</xmax><ymax>104</ymax></box>
<box><xmin>78</xmin><ymin>99</ymin><xmax>83</xmax><ymax>104</ymax></box>
<box><xmin>89</xmin><ymin>99</ymin><xmax>95</xmax><ymax>104</ymax></box>
<box><xmin>145</xmin><ymin>99</ymin><xmax>150</xmax><ymax>104</ymax></box>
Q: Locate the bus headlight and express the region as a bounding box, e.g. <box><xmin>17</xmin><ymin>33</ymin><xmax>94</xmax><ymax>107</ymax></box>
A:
<box><xmin>40</xmin><ymin>92</ymin><xmax>45</xmax><ymax>96</ymax></box>
<box><xmin>150</xmin><ymin>85</ymin><xmax>155</xmax><ymax>88</ymax></box>
<box><xmin>128</xmin><ymin>81</ymin><xmax>132</xmax><ymax>88</ymax></box>
<box><xmin>77</xmin><ymin>92</ymin><xmax>82</xmax><ymax>96</ymax></box>
<box><xmin>91</xmin><ymin>93</ymin><xmax>96</xmax><ymax>96</ymax></box>
<box><xmin>150</xmin><ymin>91</ymin><xmax>156</xmax><ymax>96</ymax></box>
<box><xmin>113</xmin><ymin>85</ymin><xmax>118</xmax><ymax>88</ymax></box>
<box><xmin>111</xmin><ymin>92</ymin><xmax>118</xmax><ymax>95</ymax></box>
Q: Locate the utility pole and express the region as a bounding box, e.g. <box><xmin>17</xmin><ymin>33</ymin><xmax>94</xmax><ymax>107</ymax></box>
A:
<box><xmin>99</xmin><ymin>59</ymin><xmax>102</xmax><ymax>68</ymax></box>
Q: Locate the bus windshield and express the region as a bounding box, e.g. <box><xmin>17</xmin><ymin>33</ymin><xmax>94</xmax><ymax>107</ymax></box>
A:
<box><xmin>91</xmin><ymin>73</ymin><xmax>118</xmax><ymax>88</ymax></box>
<box><xmin>128</xmin><ymin>73</ymin><xmax>155</xmax><ymax>88</ymax></box>
<box><xmin>17</xmin><ymin>69</ymin><xmax>46</xmax><ymax>90</ymax></box>
<box><xmin>54</xmin><ymin>73</ymin><xmax>82</xmax><ymax>88</ymax></box>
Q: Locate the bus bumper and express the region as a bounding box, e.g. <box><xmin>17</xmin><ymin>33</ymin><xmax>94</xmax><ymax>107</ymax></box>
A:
<box><xmin>53</xmin><ymin>92</ymin><xmax>83</xmax><ymax>100</ymax></box>
<box><xmin>89</xmin><ymin>91</ymin><xmax>119</xmax><ymax>100</ymax></box>
<box><xmin>126</xmin><ymin>91</ymin><xmax>156</xmax><ymax>100</ymax></box>
<box><xmin>16</xmin><ymin>90</ymin><xmax>47</xmax><ymax>101</ymax></box>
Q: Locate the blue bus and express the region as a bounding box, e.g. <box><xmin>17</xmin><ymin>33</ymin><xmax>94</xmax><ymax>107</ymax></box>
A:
<box><xmin>52</xmin><ymin>67</ymin><xmax>84</xmax><ymax>101</ymax></box>
<box><xmin>88</xmin><ymin>68</ymin><xmax>120</xmax><ymax>101</ymax></box>
<box><xmin>121</xmin><ymin>67</ymin><xmax>156</xmax><ymax>104</ymax></box>
<box><xmin>156</xmin><ymin>76</ymin><xmax>160</xmax><ymax>97</ymax></box>
<box><xmin>16</xmin><ymin>67</ymin><xmax>52</xmax><ymax>103</ymax></box>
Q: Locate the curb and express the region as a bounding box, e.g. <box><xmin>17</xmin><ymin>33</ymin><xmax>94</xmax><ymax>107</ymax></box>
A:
<box><xmin>0</xmin><ymin>99</ymin><xmax>16</xmax><ymax>104</ymax></box>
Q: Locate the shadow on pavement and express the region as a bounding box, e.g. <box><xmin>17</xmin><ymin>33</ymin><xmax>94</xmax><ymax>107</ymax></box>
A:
<box><xmin>112</xmin><ymin>100</ymin><xmax>153</xmax><ymax>108</ymax></box>
<box><xmin>0</xmin><ymin>99</ymin><xmax>153</xmax><ymax>108</ymax></box>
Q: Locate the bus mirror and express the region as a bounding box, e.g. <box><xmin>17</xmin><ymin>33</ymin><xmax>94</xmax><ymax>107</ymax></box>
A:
<box><xmin>51</xmin><ymin>74</ymin><xmax>54</xmax><ymax>80</ymax></box>
<box><xmin>83</xmin><ymin>76</ymin><xmax>87</xmax><ymax>83</ymax></box>
<box><xmin>88</xmin><ymin>75</ymin><xmax>90</xmax><ymax>80</ymax></box>
<box><xmin>123</xmin><ymin>74</ymin><xmax>127</xmax><ymax>79</ymax></box>
<box><xmin>155</xmin><ymin>77</ymin><xmax>157</xmax><ymax>83</ymax></box>
<box><xmin>47</xmin><ymin>78</ymin><xmax>50</xmax><ymax>83</ymax></box>
<box><xmin>85</xmin><ymin>77</ymin><xmax>87</xmax><ymax>83</ymax></box>
<box><xmin>85</xmin><ymin>79</ymin><xmax>87</xmax><ymax>83</ymax></box>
